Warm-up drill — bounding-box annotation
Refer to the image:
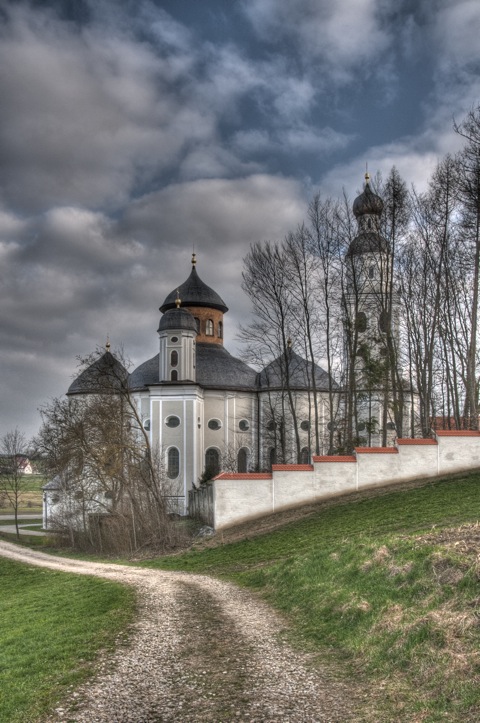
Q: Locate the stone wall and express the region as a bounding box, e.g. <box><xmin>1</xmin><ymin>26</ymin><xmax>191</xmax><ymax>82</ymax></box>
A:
<box><xmin>209</xmin><ymin>431</ymin><xmax>480</xmax><ymax>530</ymax></box>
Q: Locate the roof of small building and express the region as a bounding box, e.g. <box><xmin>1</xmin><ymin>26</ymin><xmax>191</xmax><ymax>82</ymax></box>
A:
<box><xmin>43</xmin><ymin>475</ymin><xmax>62</xmax><ymax>490</ymax></box>
<box><xmin>67</xmin><ymin>351</ymin><xmax>128</xmax><ymax>395</ymax></box>
<box><xmin>160</xmin><ymin>265</ymin><xmax>228</xmax><ymax>313</ymax></box>
<box><xmin>258</xmin><ymin>351</ymin><xmax>335</xmax><ymax>391</ymax></box>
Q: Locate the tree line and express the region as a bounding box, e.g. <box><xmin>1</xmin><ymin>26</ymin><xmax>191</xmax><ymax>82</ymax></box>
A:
<box><xmin>240</xmin><ymin>106</ymin><xmax>480</xmax><ymax>458</ymax></box>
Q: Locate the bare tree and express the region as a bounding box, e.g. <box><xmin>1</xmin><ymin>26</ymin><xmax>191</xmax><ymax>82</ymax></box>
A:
<box><xmin>0</xmin><ymin>428</ymin><xmax>30</xmax><ymax>538</ymax></box>
<box><xmin>36</xmin><ymin>349</ymin><xmax>184</xmax><ymax>553</ymax></box>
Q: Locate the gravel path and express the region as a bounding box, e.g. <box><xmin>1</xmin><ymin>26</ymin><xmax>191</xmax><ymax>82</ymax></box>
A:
<box><xmin>0</xmin><ymin>540</ymin><xmax>363</xmax><ymax>722</ymax></box>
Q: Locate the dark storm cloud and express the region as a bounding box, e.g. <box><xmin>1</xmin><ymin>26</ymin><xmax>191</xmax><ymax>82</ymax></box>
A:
<box><xmin>1</xmin><ymin>0</ymin><xmax>480</xmax><ymax>439</ymax></box>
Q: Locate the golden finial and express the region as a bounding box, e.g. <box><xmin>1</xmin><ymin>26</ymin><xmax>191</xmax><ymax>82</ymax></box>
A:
<box><xmin>191</xmin><ymin>252</ymin><xmax>197</xmax><ymax>266</ymax></box>
<box><xmin>175</xmin><ymin>290</ymin><xmax>181</xmax><ymax>308</ymax></box>
<box><xmin>106</xmin><ymin>336</ymin><xmax>111</xmax><ymax>352</ymax></box>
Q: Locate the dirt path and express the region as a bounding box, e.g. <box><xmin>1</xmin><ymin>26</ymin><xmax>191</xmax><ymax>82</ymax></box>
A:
<box><xmin>0</xmin><ymin>541</ymin><xmax>363</xmax><ymax>722</ymax></box>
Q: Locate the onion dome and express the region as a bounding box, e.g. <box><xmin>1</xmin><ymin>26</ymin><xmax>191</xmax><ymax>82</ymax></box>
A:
<box><xmin>347</xmin><ymin>173</ymin><xmax>389</xmax><ymax>258</ymax></box>
<box><xmin>160</xmin><ymin>254</ymin><xmax>228</xmax><ymax>313</ymax></box>
<box><xmin>352</xmin><ymin>173</ymin><xmax>384</xmax><ymax>218</ymax></box>
<box><xmin>157</xmin><ymin>306</ymin><xmax>197</xmax><ymax>333</ymax></box>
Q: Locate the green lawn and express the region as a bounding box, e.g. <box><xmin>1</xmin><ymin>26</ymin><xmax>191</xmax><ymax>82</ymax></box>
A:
<box><xmin>0</xmin><ymin>558</ymin><xmax>136</xmax><ymax>722</ymax></box>
<box><xmin>144</xmin><ymin>473</ymin><xmax>480</xmax><ymax>721</ymax></box>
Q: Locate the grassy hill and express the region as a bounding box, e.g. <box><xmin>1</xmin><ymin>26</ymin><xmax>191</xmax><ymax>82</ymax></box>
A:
<box><xmin>144</xmin><ymin>472</ymin><xmax>480</xmax><ymax>722</ymax></box>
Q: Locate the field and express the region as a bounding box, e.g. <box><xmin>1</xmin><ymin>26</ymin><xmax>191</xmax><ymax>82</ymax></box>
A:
<box><xmin>0</xmin><ymin>557</ymin><xmax>135</xmax><ymax>723</ymax></box>
<box><xmin>145</xmin><ymin>473</ymin><xmax>480</xmax><ymax>721</ymax></box>
<box><xmin>2</xmin><ymin>471</ymin><xmax>480</xmax><ymax>721</ymax></box>
<box><xmin>0</xmin><ymin>474</ymin><xmax>44</xmax><ymax>514</ymax></box>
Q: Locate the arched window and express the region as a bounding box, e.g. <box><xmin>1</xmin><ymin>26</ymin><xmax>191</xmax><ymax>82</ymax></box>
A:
<box><xmin>171</xmin><ymin>370</ymin><xmax>178</xmax><ymax>381</ymax></box>
<box><xmin>300</xmin><ymin>447</ymin><xmax>310</xmax><ymax>464</ymax></box>
<box><xmin>218</xmin><ymin>321</ymin><xmax>223</xmax><ymax>338</ymax></box>
<box><xmin>356</xmin><ymin>312</ymin><xmax>367</xmax><ymax>333</ymax></box>
<box><xmin>194</xmin><ymin>317</ymin><xmax>200</xmax><ymax>334</ymax></box>
<box><xmin>170</xmin><ymin>350</ymin><xmax>178</xmax><ymax>367</ymax></box>
<box><xmin>206</xmin><ymin>319</ymin><xmax>214</xmax><ymax>336</ymax></box>
<box><xmin>368</xmin><ymin>265</ymin><xmax>375</xmax><ymax>279</ymax></box>
<box><xmin>237</xmin><ymin>448</ymin><xmax>248</xmax><ymax>473</ymax></box>
<box><xmin>379</xmin><ymin>310</ymin><xmax>389</xmax><ymax>333</ymax></box>
<box><xmin>269</xmin><ymin>447</ymin><xmax>277</xmax><ymax>469</ymax></box>
<box><xmin>205</xmin><ymin>448</ymin><xmax>220</xmax><ymax>477</ymax></box>
<box><xmin>167</xmin><ymin>448</ymin><xmax>180</xmax><ymax>479</ymax></box>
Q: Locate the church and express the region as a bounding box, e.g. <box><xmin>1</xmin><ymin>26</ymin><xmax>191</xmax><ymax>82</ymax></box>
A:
<box><xmin>45</xmin><ymin>175</ymin><xmax>410</xmax><ymax>520</ymax></box>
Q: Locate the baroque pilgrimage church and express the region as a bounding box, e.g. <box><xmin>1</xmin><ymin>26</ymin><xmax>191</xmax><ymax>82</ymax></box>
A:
<box><xmin>47</xmin><ymin>175</ymin><xmax>412</xmax><ymax>518</ymax></box>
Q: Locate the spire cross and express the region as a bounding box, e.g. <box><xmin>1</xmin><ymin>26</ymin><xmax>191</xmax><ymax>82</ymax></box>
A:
<box><xmin>105</xmin><ymin>336</ymin><xmax>111</xmax><ymax>352</ymax></box>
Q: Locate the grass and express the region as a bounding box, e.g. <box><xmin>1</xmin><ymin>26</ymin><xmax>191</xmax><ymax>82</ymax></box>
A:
<box><xmin>0</xmin><ymin>475</ymin><xmax>45</xmax><ymax>514</ymax></box>
<box><xmin>0</xmin><ymin>558</ymin><xmax>136</xmax><ymax>723</ymax></box>
<box><xmin>142</xmin><ymin>472</ymin><xmax>480</xmax><ymax>721</ymax></box>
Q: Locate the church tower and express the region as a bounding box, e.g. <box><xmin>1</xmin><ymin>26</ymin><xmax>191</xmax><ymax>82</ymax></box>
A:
<box><xmin>345</xmin><ymin>173</ymin><xmax>399</xmax><ymax>446</ymax></box>
<box><xmin>158</xmin><ymin>292</ymin><xmax>197</xmax><ymax>383</ymax></box>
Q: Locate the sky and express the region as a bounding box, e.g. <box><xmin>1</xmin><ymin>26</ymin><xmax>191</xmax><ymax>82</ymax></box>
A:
<box><xmin>1</xmin><ymin>0</ymin><xmax>480</xmax><ymax>441</ymax></box>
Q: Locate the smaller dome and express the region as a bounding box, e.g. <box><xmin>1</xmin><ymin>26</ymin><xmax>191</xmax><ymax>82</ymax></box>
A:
<box><xmin>67</xmin><ymin>351</ymin><xmax>128</xmax><ymax>395</ymax></box>
<box><xmin>158</xmin><ymin>307</ymin><xmax>197</xmax><ymax>333</ymax></box>
<box><xmin>353</xmin><ymin>178</ymin><xmax>384</xmax><ymax>218</ymax></box>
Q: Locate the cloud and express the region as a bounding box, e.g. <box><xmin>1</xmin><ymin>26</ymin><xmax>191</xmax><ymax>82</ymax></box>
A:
<box><xmin>242</xmin><ymin>0</ymin><xmax>392</xmax><ymax>81</ymax></box>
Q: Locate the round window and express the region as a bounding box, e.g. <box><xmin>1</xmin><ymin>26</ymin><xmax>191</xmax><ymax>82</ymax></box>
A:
<box><xmin>143</xmin><ymin>418</ymin><xmax>151</xmax><ymax>431</ymax></box>
<box><xmin>357</xmin><ymin>421</ymin><xmax>366</xmax><ymax>432</ymax></box>
<box><xmin>208</xmin><ymin>419</ymin><xmax>222</xmax><ymax>431</ymax></box>
<box><xmin>171</xmin><ymin>336</ymin><xmax>178</xmax><ymax>343</ymax></box>
<box><xmin>267</xmin><ymin>420</ymin><xmax>276</xmax><ymax>431</ymax></box>
<box><xmin>239</xmin><ymin>419</ymin><xmax>250</xmax><ymax>431</ymax></box>
<box><xmin>300</xmin><ymin>420</ymin><xmax>309</xmax><ymax>431</ymax></box>
<box><xmin>165</xmin><ymin>416</ymin><xmax>180</xmax><ymax>428</ymax></box>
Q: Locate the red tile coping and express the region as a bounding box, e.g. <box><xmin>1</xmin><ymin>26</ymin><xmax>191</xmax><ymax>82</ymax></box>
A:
<box><xmin>313</xmin><ymin>455</ymin><xmax>356</xmax><ymax>463</ymax></box>
<box><xmin>435</xmin><ymin>430</ymin><xmax>480</xmax><ymax>437</ymax></box>
<box><xmin>397</xmin><ymin>438</ymin><xmax>437</xmax><ymax>445</ymax></box>
<box><xmin>214</xmin><ymin>472</ymin><xmax>272</xmax><ymax>480</ymax></box>
<box><xmin>355</xmin><ymin>447</ymin><xmax>398</xmax><ymax>454</ymax></box>
<box><xmin>272</xmin><ymin>464</ymin><xmax>314</xmax><ymax>471</ymax></box>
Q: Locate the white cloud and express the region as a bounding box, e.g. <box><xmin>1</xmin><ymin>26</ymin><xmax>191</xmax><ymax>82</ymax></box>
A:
<box><xmin>242</xmin><ymin>0</ymin><xmax>392</xmax><ymax>81</ymax></box>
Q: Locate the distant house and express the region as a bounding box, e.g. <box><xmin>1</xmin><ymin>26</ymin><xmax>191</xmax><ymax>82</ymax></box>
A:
<box><xmin>0</xmin><ymin>454</ymin><xmax>34</xmax><ymax>475</ymax></box>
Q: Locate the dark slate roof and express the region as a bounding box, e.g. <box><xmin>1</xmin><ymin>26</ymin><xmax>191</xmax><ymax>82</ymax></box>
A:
<box><xmin>196</xmin><ymin>343</ymin><xmax>257</xmax><ymax>389</ymax></box>
<box><xmin>346</xmin><ymin>231</ymin><xmax>389</xmax><ymax>257</ymax></box>
<box><xmin>158</xmin><ymin>307</ymin><xmax>197</xmax><ymax>333</ymax></box>
<box><xmin>258</xmin><ymin>351</ymin><xmax>335</xmax><ymax>391</ymax></box>
<box><xmin>129</xmin><ymin>344</ymin><xmax>257</xmax><ymax>390</ymax></box>
<box><xmin>352</xmin><ymin>179</ymin><xmax>384</xmax><ymax>218</ymax></box>
<box><xmin>160</xmin><ymin>266</ymin><xmax>228</xmax><ymax>313</ymax></box>
<box><xmin>129</xmin><ymin>354</ymin><xmax>159</xmax><ymax>389</ymax></box>
<box><xmin>67</xmin><ymin>351</ymin><xmax>128</xmax><ymax>395</ymax></box>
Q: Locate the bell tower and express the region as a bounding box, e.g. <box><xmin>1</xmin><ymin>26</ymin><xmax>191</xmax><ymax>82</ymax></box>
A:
<box><xmin>157</xmin><ymin>292</ymin><xmax>197</xmax><ymax>383</ymax></box>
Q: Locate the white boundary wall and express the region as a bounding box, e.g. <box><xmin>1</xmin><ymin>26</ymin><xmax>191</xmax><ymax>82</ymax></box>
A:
<box><xmin>211</xmin><ymin>431</ymin><xmax>480</xmax><ymax>530</ymax></box>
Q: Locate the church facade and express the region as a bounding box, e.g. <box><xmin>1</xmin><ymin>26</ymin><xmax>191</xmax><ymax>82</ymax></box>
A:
<box><xmin>45</xmin><ymin>176</ymin><xmax>411</xmax><ymax>521</ymax></box>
